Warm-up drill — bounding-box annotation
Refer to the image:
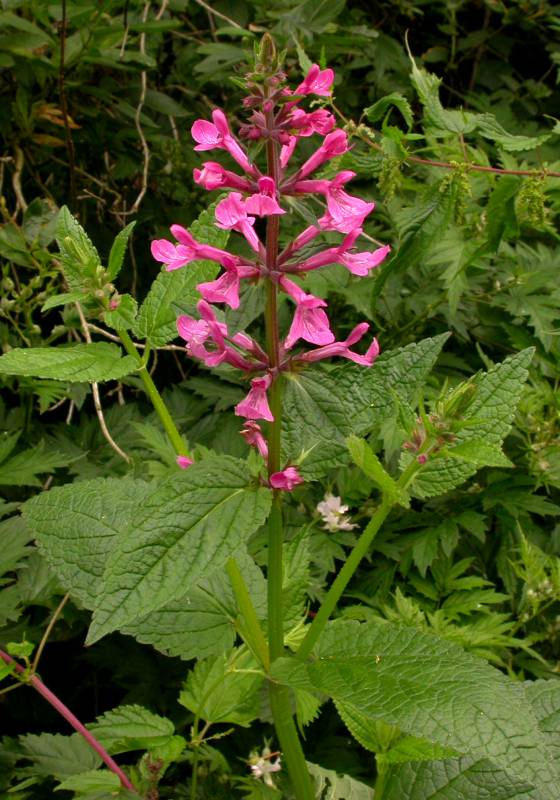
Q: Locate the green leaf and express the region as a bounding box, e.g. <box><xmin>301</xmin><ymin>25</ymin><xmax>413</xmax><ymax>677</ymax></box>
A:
<box><xmin>411</xmin><ymin>349</ymin><xmax>534</xmax><ymax>498</ymax></box>
<box><xmin>18</xmin><ymin>733</ymin><xmax>101</xmax><ymax>779</ymax></box>
<box><xmin>87</xmin><ymin>705</ymin><xmax>175</xmax><ymax>755</ymax></box>
<box><xmin>307</xmin><ymin>762</ymin><xmax>374</xmax><ymax>799</ymax></box>
<box><xmin>103</xmin><ymin>294</ymin><xmax>138</xmax><ymax>331</ymax></box>
<box><xmin>106</xmin><ymin>221</ymin><xmax>136</xmax><ymax>280</ymax></box>
<box><xmin>346</xmin><ymin>435</ymin><xmax>407</xmax><ymax>505</ymax></box>
<box><xmin>486</xmin><ymin>176</ymin><xmax>520</xmax><ymax>251</ymax></box>
<box><xmin>273</xmin><ymin>620</ymin><xmax>560</xmax><ymax>797</ymax></box>
<box><xmin>133</xmin><ymin>204</ymin><xmax>226</xmax><ymax>346</ymax></box>
<box><xmin>409</xmin><ymin>59</ymin><xmax>476</xmax><ymax>135</ymax></box>
<box><xmin>443</xmin><ymin>440</ymin><xmax>513</xmax><ymax>468</ymax></box>
<box><xmin>55</xmin><ymin>770</ymin><xmax>120</xmax><ymax>794</ymax></box>
<box><xmin>0</xmin><ymin>440</ymin><xmax>72</xmax><ymax>487</ymax></box>
<box><xmin>0</xmin><ymin>343</ymin><xmax>137</xmax><ymax>382</ymax></box>
<box><xmin>123</xmin><ymin>552</ymin><xmax>266</xmax><ymax>660</ymax></box>
<box><xmin>475</xmin><ymin>114</ymin><xmax>551</xmax><ymax>152</ymax></box>
<box><xmin>179</xmin><ymin>648</ymin><xmax>263</xmax><ymax>726</ymax></box>
<box><xmin>23</xmin><ymin>477</ymin><xmax>148</xmax><ymax>608</ymax></box>
<box><xmin>282</xmin><ymin>335</ymin><xmax>448</xmax><ymax>479</ymax></box>
<box><xmin>86</xmin><ymin>456</ymin><xmax>271</xmax><ymax>643</ymax></box>
<box><xmin>364</xmin><ymin>92</ymin><xmax>413</xmax><ymax>129</ymax></box>
<box><xmin>41</xmin><ymin>291</ymin><xmax>86</xmax><ymax>312</ymax></box>
<box><xmin>55</xmin><ymin>206</ymin><xmax>102</xmax><ymax>290</ymax></box>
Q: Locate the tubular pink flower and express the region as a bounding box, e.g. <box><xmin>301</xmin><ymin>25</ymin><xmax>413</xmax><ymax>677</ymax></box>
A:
<box><xmin>197</xmin><ymin>266</ymin><xmax>241</xmax><ymax>309</ymax></box>
<box><xmin>151</xmin><ymin>239</ymin><xmax>197</xmax><ymax>271</ymax></box>
<box><xmin>193</xmin><ymin>161</ymin><xmax>253</xmax><ymax>191</ymax></box>
<box><xmin>281</xmin><ymin>279</ymin><xmax>334</xmax><ymax>349</ymax></box>
<box><xmin>298</xmin><ymin>323</ymin><xmax>380</xmax><ymax>366</ymax></box>
<box><xmin>297</xmin><ymin>130</ymin><xmax>349</xmax><ymax>179</ymax></box>
<box><xmin>296</xmin><ymin>64</ymin><xmax>335</xmax><ymax>96</ymax></box>
<box><xmin>245</xmin><ymin>177</ymin><xmax>285</xmax><ymax>216</ymax></box>
<box><xmin>215</xmin><ymin>193</ymin><xmax>260</xmax><ymax>252</ymax></box>
<box><xmin>288</xmin><ymin>108</ymin><xmax>335</xmax><ymax>137</ymax></box>
<box><xmin>240</xmin><ymin>421</ymin><xmax>269</xmax><ymax>460</ymax></box>
<box><xmin>176</xmin><ymin>315</ymin><xmax>227</xmax><ymax>367</ymax></box>
<box><xmin>177</xmin><ymin>456</ymin><xmax>194</xmax><ymax>469</ymax></box>
<box><xmin>235</xmin><ymin>374</ymin><xmax>274</xmax><ymax>422</ymax></box>
<box><xmin>280</xmin><ymin>136</ymin><xmax>297</xmax><ymax>169</ymax></box>
<box><xmin>191</xmin><ymin>109</ymin><xmax>256</xmax><ymax>175</ymax></box>
<box><xmin>340</xmin><ymin>244</ymin><xmax>391</xmax><ymax>276</ymax></box>
<box><xmin>269</xmin><ymin>466</ymin><xmax>304</xmax><ymax>491</ymax></box>
<box><xmin>165</xmin><ymin>224</ymin><xmax>240</xmax><ymax>269</ymax></box>
<box><xmin>322</xmin><ymin>185</ymin><xmax>375</xmax><ymax>233</ymax></box>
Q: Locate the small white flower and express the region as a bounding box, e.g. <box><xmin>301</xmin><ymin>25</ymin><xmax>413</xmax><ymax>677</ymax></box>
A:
<box><xmin>316</xmin><ymin>493</ymin><xmax>356</xmax><ymax>532</ymax></box>
<box><xmin>249</xmin><ymin>746</ymin><xmax>282</xmax><ymax>788</ymax></box>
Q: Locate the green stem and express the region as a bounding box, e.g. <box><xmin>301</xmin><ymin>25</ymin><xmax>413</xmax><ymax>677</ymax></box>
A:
<box><xmin>269</xmin><ymin>682</ymin><xmax>315</xmax><ymax>800</ymax></box>
<box><xmin>226</xmin><ymin>557</ymin><xmax>270</xmax><ymax>670</ymax></box>
<box><xmin>297</xmin><ymin>459</ymin><xmax>420</xmax><ymax>661</ymax></box>
<box><xmin>119</xmin><ymin>329</ymin><xmax>189</xmax><ymax>457</ymax></box>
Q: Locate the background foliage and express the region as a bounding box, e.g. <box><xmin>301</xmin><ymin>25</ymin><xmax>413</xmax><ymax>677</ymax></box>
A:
<box><xmin>1</xmin><ymin>0</ymin><xmax>560</xmax><ymax>797</ymax></box>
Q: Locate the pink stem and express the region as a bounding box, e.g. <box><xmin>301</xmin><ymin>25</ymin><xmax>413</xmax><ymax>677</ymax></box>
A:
<box><xmin>0</xmin><ymin>648</ymin><xmax>136</xmax><ymax>793</ymax></box>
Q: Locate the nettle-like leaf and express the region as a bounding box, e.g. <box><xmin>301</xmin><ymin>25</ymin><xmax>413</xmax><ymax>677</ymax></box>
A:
<box><xmin>0</xmin><ymin>343</ymin><xmax>137</xmax><ymax>382</ymax></box>
<box><xmin>282</xmin><ymin>334</ymin><xmax>448</xmax><ymax>480</ymax></box>
<box><xmin>55</xmin><ymin>205</ymin><xmax>102</xmax><ymax>290</ymax></box>
<box><xmin>179</xmin><ymin>647</ymin><xmax>263</xmax><ymax>726</ymax></box>
<box><xmin>17</xmin><ymin>733</ymin><xmax>101</xmax><ymax>779</ymax></box>
<box><xmin>307</xmin><ymin>761</ymin><xmax>374</xmax><ymax>799</ymax></box>
<box><xmin>24</xmin><ymin>458</ymin><xmax>270</xmax><ymax>645</ymax></box>
<box><xmin>87</xmin><ymin>705</ymin><xmax>176</xmax><ymax>755</ymax></box>
<box><xmin>383</xmin><ymin>679</ymin><xmax>560</xmax><ymax>800</ymax></box>
<box><xmin>411</xmin><ymin>349</ymin><xmax>533</xmax><ymax>498</ymax></box>
<box><xmin>133</xmin><ymin>203</ymin><xmax>227</xmax><ymax>346</ymax></box>
<box><xmin>272</xmin><ymin>620</ymin><xmax>560</xmax><ymax>797</ymax></box>
<box><xmin>55</xmin><ymin>769</ymin><xmax>121</xmax><ymax>795</ymax></box>
<box><xmin>106</xmin><ymin>221</ymin><xmax>136</xmax><ymax>281</ymax></box>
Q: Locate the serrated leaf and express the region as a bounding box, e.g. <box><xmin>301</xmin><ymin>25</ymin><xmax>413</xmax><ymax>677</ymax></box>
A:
<box><xmin>87</xmin><ymin>456</ymin><xmax>271</xmax><ymax>643</ymax></box>
<box><xmin>444</xmin><ymin>440</ymin><xmax>513</xmax><ymax>468</ymax></box>
<box><xmin>55</xmin><ymin>206</ymin><xmax>102</xmax><ymax>289</ymax></box>
<box><xmin>133</xmin><ymin>204</ymin><xmax>226</xmax><ymax>346</ymax></box>
<box><xmin>476</xmin><ymin>114</ymin><xmax>551</xmax><ymax>152</ymax></box>
<box><xmin>307</xmin><ymin>762</ymin><xmax>374</xmax><ymax>800</ymax></box>
<box><xmin>55</xmin><ymin>769</ymin><xmax>120</xmax><ymax>794</ymax></box>
<box><xmin>0</xmin><ymin>343</ymin><xmax>137</xmax><ymax>382</ymax></box>
<box><xmin>107</xmin><ymin>221</ymin><xmax>136</xmax><ymax>280</ymax></box>
<box><xmin>283</xmin><ymin>335</ymin><xmax>448</xmax><ymax>480</ymax></box>
<box><xmin>412</xmin><ymin>349</ymin><xmax>534</xmax><ymax>498</ymax></box>
<box><xmin>364</xmin><ymin>92</ymin><xmax>413</xmax><ymax>129</ymax></box>
<box><xmin>87</xmin><ymin>705</ymin><xmax>174</xmax><ymax>755</ymax></box>
<box><xmin>179</xmin><ymin>648</ymin><xmax>262</xmax><ymax>726</ymax></box>
<box><xmin>103</xmin><ymin>294</ymin><xmax>138</xmax><ymax>331</ymax></box>
<box><xmin>41</xmin><ymin>291</ymin><xmax>86</xmax><ymax>312</ymax></box>
<box><xmin>273</xmin><ymin>620</ymin><xmax>560</xmax><ymax>797</ymax></box>
<box><xmin>18</xmin><ymin>733</ymin><xmax>101</xmax><ymax>779</ymax></box>
<box><xmin>0</xmin><ymin>440</ymin><xmax>72</xmax><ymax>487</ymax></box>
<box><xmin>486</xmin><ymin>176</ymin><xmax>520</xmax><ymax>251</ymax></box>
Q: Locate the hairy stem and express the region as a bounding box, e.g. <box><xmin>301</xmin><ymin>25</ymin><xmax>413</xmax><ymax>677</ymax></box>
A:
<box><xmin>0</xmin><ymin>649</ymin><xmax>136</xmax><ymax>793</ymax></box>
<box><xmin>119</xmin><ymin>328</ymin><xmax>190</xmax><ymax>458</ymax></box>
<box><xmin>297</xmin><ymin>459</ymin><xmax>420</xmax><ymax>661</ymax></box>
<box><xmin>226</xmin><ymin>557</ymin><xmax>270</xmax><ymax>670</ymax></box>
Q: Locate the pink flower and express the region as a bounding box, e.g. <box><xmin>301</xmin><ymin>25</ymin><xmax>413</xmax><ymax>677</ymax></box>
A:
<box><xmin>280</xmin><ymin>136</ymin><xmax>297</xmax><ymax>169</ymax></box>
<box><xmin>296</xmin><ymin>64</ymin><xmax>335</xmax><ymax>96</ymax></box>
<box><xmin>321</xmin><ymin>177</ymin><xmax>375</xmax><ymax>233</ymax></box>
<box><xmin>193</xmin><ymin>161</ymin><xmax>252</xmax><ymax>191</ymax></box>
<box><xmin>281</xmin><ymin>278</ymin><xmax>334</xmax><ymax>349</ymax></box>
<box><xmin>297</xmin><ymin>130</ymin><xmax>349</xmax><ymax>179</ymax></box>
<box><xmin>240</xmin><ymin>421</ymin><xmax>268</xmax><ymax>460</ymax></box>
<box><xmin>215</xmin><ymin>193</ymin><xmax>260</xmax><ymax>252</ymax></box>
<box><xmin>151</xmin><ymin>239</ymin><xmax>196</xmax><ymax>271</ymax></box>
<box><xmin>298</xmin><ymin>322</ymin><xmax>380</xmax><ymax>366</ymax></box>
<box><xmin>176</xmin><ymin>315</ymin><xmax>226</xmax><ymax>367</ymax></box>
<box><xmin>152</xmin><ymin>224</ymin><xmax>240</xmax><ymax>271</ymax></box>
<box><xmin>197</xmin><ymin>266</ymin><xmax>240</xmax><ymax>309</ymax></box>
<box><xmin>245</xmin><ymin>177</ymin><xmax>285</xmax><ymax>216</ymax></box>
<box><xmin>288</xmin><ymin>108</ymin><xmax>335</xmax><ymax>137</ymax></box>
<box><xmin>340</xmin><ymin>244</ymin><xmax>391</xmax><ymax>276</ymax></box>
<box><xmin>191</xmin><ymin>109</ymin><xmax>257</xmax><ymax>175</ymax></box>
<box><xmin>235</xmin><ymin>374</ymin><xmax>274</xmax><ymax>422</ymax></box>
<box><xmin>177</xmin><ymin>456</ymin><xmax>194</xmax><ymax>469</ymax></box>
<box><xmin>269</xmin><ymin>466</ymin><xmax>304</xmax><ymax>491</ymax></box>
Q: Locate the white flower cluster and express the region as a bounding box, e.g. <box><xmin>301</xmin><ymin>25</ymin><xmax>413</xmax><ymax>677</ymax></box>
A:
<box><xmin>316</xmin><ymin>493</ymin><xmax>356</xmax><ymax>532</ymax></box>
<box><xmin>249</xmin><ymin>746</ymin><xmax>282</xmax><ymax>787</ymax></box>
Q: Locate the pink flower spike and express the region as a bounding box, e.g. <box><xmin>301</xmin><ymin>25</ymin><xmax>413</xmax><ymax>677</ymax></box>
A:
<box><xmin>177</xmin><ymin>456</ymin><xmax>194</xmax><ymax>469</ymax></box>
<box><xmin>240</xmin><ymin>421</ymin><xmax>269</xmax><ymax>460</ymax></box>
<box><xmin>284</xmin><ymin>293</ymin><xmax>335</xmax><ymax>349</ymax></box>
<box><xmin>270</xmin><ymin>466</ymin><xmax>304</xmax><ymax>491</ymax></box>
<box><xmin>296</xmin><ymin>64</ymin><xmax>335</xmax><ymax>96</ymax></box>
<box><xmin>340</xmin><ymin>244</ymin><xmax>391</xmax><ymax>276</ymax></box>
<box><xmin>297</xmin><ymin>130</ymin><xmax>349</xmax><ymax>179</ymax></box>
<box><xmin>235</xmin><ymin>374</ymin><xmax>274</xmax><ymax>422</ymax></box>
<box><xmin>197</xmin><ymin>267</ymin><xmax>240</xmax><ymax>309</ymax></box>
<box><xmin>193</xmin><ymin>161</ymin><xmax>252</xmax><ymax>191</ymax></box>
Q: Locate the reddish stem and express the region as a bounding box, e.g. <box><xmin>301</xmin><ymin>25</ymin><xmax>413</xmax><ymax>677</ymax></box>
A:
<box><xmin>0</xmin><ymin>648</ymin><xmax>136</xmax><ymax>793</ymax></box>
